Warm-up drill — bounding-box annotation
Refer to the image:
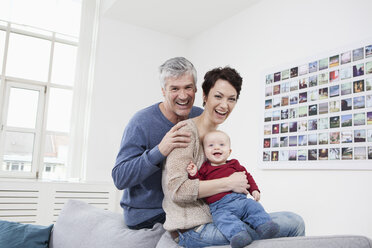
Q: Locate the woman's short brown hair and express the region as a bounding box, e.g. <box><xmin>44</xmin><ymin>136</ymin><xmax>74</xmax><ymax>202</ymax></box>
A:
<box><xmin>202</xmin><ymin>67</ymin><xmax>242</xmax><ymax>106</ymax></box>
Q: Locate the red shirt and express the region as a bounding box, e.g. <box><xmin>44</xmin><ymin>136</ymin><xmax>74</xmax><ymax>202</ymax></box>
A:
<box><xmin>189</xmin><ymin>159</ymin><xmax>259</xmax><ymax>204</ymax></box>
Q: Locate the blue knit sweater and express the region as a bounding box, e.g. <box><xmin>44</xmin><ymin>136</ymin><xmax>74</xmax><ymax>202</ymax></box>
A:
<box><xmin>112</xmin><ymin>102</ymin><xmax>203</xmax><ymax>226</ymax></box>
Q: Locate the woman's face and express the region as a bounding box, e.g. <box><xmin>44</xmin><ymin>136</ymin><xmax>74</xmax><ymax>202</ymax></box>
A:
<box><xmin>203</xmin><ymin>79</ymin><xmax>238</xmax><ymax>125</ymax></box>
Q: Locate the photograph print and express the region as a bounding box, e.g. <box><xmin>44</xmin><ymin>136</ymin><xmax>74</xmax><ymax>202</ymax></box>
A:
<box><xmin>329</xmin><ymin>148</ymin><xmax>340</xmax><ymax>160</ymax></box>
<box><xmin>365</xmin><ymin>61</ymin><xmax>372</xmax><ymax>74</ymax></box>
<box><xmin>342</xmin><ymin>147</ymin><xmax>353</xmax><ymax>160</ymax></box>
<box><xmin>318</xmin><ymin>149</ymin><xmax>328</xmax><ymax>160</ymax></box>
<box><xmin>353</xmin><ymin>80</ymin><xmax>364</xmax><ymax>93</ymax></box>
<box><xmin>330</xmin><ymin>131</ymin><xmax>340</xmax><ymax>144</ymax></box>
<box><xmin>341</xmin><ymin>50</ymin><xmax>351</xmax><ymax>64</ymax></box>
<box><xmin>341</xmin><ymin>131</ymin><xmax>353</xmax><ymax>143</ymax></box>
<box><xmin>309</xmin><ymin>61</ymin><xmax>318</xmax><ymax>73</ymax></box>
<box><xmin>329</xmin><ymin>55</ymin><xmax>339</xmax><ymax>67</ymax></box>
<box><xmin>290</xmin><ymin>67</ymin><xmax>298</xmax><ymax>78</ymax></box>
<box><xmin>318</xmin><ymin>73</ymin><xmax>328</xmax><ymax>85</ymax></box>
<box><xmin>340</xmin><ymin>67</ymin><xmax>352</xmax><ymax>80</ymax></box>
<box><xmin>353</xmin><ymin>64</ymin><xmax>364</xmax><ymax>77</ymax></box>
<box><xmin>289</xmin><ymin>150</ymin><xmax>297</xmax><ymax>161</ymax></box>
<box><xmin>354</xmin><ymin>147</ymin><xmax>366</xmax><ymax>160</ymax></box>
<box><xmin>353</xmin><ymin>47</ymin><xmax>364</xmax><ymax>61</ymax></box>
<box><xmin>354</xmin><ymin>129</ymin><xmax>366</xmax><ymax>143</ymax></box>
<box><xmin>298</xmin><ymin>150</ymin><xmax>307</xmax><ymax>161</ymax></box>
<box><xmin>319</xmin><ymin>58</ymin><xmax>328</xmax><ymax>70</ymax></box>
<box><xmin>309</xmin><ymin>75</ymin><xmax>318</xmax><ymax>87</ymax></box>
<box><xmin>366</xmin><ymin>45</ymin><xmax>372</xmax><ymax>58</ymax></box>
<box><xmin>341</xmin><ymin>82</ymin><xmax>352</xmax><ymax>95</ymax></box>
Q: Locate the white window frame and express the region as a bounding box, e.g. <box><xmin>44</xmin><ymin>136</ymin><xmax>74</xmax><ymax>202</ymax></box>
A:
<box><xmin>0</xmin><ymin>0</ymin><xmax>100</xmax><ymax>180</ymax></box>
<box><xmin>0</xmin><ymin>82</ymin><xmax>45</xmax><ymax>178</ymax></box>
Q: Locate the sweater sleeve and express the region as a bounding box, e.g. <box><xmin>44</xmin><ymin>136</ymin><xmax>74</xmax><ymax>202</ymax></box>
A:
<box><xmin>112</xmin><ymin>120</ymin><xmax>165</xmax><ymax>190</ymax></box>
<box><xmin>164</xmin><ymin>123</ymin><xmax>200</xmax><ymax>203</ymax></box>
<box><xmin>246</xmin><ymin>172</ymin><xmax>260</xmax><ymax>194</ymax></box>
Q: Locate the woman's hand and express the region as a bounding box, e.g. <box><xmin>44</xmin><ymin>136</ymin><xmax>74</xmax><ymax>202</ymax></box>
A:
<box><xmin>227</xmin><ymin>172</ymin><xmax>250</xmax><ymax>195</ymax></box>
<box><xmin>252</xmin><ymin>190</ymin><xmax>260</xmax><ymax>201</ymax></box>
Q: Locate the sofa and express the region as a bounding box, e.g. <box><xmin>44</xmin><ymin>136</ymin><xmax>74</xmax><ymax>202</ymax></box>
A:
<box><xmin>51</xmin><ymin>200</ymin><xmax>372</xmax><ymax>248</ymax></box>
<box><xmin>2</xmin><ymin>200</ymin><xmax>371</xmax><ymax>248</ymax></box>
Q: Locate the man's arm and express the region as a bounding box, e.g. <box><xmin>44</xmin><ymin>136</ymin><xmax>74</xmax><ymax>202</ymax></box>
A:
<box><xmin>112</xmin><ymin>120</ymin><xmax>191</xmax><ymax>190</ymax></box>
<box><xmin>112</xmin><ymin>122</ymin><xmax>163</xmax><ymax>190</ymax></box>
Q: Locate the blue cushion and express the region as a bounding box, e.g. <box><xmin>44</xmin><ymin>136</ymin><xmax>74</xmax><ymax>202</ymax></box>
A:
<box><xmin>0</xmin><ymin>220</ymin><xmax>53</xmax><ymax>248</ymax></box>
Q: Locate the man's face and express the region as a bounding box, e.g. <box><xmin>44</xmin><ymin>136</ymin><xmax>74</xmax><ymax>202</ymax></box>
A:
<box><xmin>162</xmin><ymin>73</ymin><xmax>196</xmax><ymax>120</ymax></box>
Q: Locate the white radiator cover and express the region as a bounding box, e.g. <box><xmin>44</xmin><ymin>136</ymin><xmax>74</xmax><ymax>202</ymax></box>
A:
<box><xmin>0</xmin><ymin>180</ymin><xmax>119</xmax><ymax>225</ymax></box>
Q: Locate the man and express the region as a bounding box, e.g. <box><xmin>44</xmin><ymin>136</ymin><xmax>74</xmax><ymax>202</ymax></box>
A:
<box><xmin>112</xmin><ymin>57</ymin><xmax>305</xmax><ymax>239</ymax></box>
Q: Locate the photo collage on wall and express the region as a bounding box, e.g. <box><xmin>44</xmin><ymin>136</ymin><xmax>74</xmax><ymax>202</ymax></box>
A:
<box><xmin>262</xmin><ymin>43</ymin><xmax>372</xmax><ymax>164</ymax></box>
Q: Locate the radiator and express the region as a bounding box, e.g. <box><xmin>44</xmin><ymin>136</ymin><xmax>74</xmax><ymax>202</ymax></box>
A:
<box><xmin>0</xmin><ymin>180</ymin><xmax>119</xmax><ymax>225</ymax></box>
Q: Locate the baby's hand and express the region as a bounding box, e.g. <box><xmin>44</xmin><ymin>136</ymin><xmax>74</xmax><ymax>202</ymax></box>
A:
<box><xmin>252</xmin><ymin>190</ymin><xmax>261</xmax><ymax>202</ymax></box>
<box><xmin>187</xmin><ymin>161</ymin><xmax>197</xmax><ymax>176</ymax></box>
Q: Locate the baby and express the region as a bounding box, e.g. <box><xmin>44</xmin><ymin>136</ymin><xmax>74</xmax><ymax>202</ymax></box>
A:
<box><xmin>187</xmin><ymin>130</ymin><xmax>279</xmax><ymax>248</ymax></box>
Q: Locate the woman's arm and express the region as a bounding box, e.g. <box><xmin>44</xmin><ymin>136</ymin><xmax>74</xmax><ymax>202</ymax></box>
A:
<box><xmin>198</xmin><ymin>171</ymin><xmax>250</xmax><ymax>198</ymax></box>
<box><xmin>165</xmin><ymin>123</ymin><xmax>201</xmax><ymax>203</ymax></box>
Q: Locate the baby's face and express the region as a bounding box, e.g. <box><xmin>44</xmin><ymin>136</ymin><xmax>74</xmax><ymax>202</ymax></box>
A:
<box><xmin>203</xmin><ymin>132</ymin><xmax>231</xmax><ymax>166</ymax></box>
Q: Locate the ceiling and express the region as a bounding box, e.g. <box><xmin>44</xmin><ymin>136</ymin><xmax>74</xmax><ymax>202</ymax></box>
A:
<box><xmin>102</xmin><ymin>0</ymin><xmax>260</xmax><ymax>39</ymax></box>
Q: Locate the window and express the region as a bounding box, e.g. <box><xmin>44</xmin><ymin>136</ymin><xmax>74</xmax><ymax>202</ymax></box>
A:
<box><xmin>0</xmin><ymin>0</ymin><xmax>97</xmax><ymax>180</ymax></box>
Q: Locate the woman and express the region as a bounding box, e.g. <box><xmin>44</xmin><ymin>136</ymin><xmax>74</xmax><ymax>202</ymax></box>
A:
<box><xmin>162</xmin><ymin>67</ymin><xmax>304</xmax><ymax>247</ymax></box>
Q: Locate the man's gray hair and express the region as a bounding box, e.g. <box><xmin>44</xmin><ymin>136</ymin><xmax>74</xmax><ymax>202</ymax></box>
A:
<box><xmin>159</xmin><ymin>57</ymin><xmax>197</xmax><ymax>89</ymax></box>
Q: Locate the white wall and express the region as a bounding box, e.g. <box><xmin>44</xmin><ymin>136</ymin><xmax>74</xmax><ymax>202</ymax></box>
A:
<box><xmin>188</xmin><ymin>0</ymin><xmax>372</xmax><ymax>238</ymax></box>
<box><xmin>86</xmin><ymin>0</ymin><xmax>372</xmax><ymax>237</ymax></box>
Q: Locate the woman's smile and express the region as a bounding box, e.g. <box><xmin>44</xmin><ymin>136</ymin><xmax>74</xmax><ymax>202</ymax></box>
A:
<box><xmin>215</xmin><ymin>109</ymin><xmax>228</xmax><ymax>116</ymax></box>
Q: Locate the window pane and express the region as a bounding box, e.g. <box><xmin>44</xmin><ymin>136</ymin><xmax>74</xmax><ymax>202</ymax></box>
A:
<box><xmin>6</xmin><ymin>33</ymin><xmax>51</xmax><ymax>81</ymax></box>
<box><xmin>43</xmin><ymin>134</ymin><xmax>69</xmax><ymax>180</ymax></box>
<box><xmin>47</xmin><ymin>88</ymin><xmax>73</xmax><ymax>132</ymax></box>
<box><xmin>6</xmin><ymin>87</ymin><xmax>39</xmax><ymax>128</ymax></box>
<box><xmin>51</xmin><ymin>43</ymin><xmax>77</xmax><ymax>86</ymax></box>
<box><xmin>1</xmin><ymin>131</ymin><xmax>34</xmax><ymax>172</ymax></box>
<box><xmin>0</xmin><ymin>0</ymin><xmax>81</xmax><ymax>37</ymax></box>
<box><xmin>0</xmin><ymin>30</ymin><xmax>5</xmax><ymax>74</ymax></box>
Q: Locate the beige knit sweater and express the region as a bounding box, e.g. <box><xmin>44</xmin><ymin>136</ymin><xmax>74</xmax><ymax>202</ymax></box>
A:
<box><xmin>162</xmin><ymin>119</ymin><xmax>212</xmax><ymax>231</ymax></box>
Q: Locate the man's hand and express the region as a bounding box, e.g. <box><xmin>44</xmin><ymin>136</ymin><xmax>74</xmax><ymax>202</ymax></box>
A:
<box><xmin>187</xmin><ymin>161</ymin><xmax>197</xmax><ymax>176</ymax></box>
<box><xmin>158</xmin><ymin>121</ymin><xmax>191</xmax><ymax>156</ymax></box>
<box><xmin>252</xmin><ymin>190</ymin><xmax>260</xmax><ymax>201</ymax></box>
<box><xmin>227</xmin><ymin>172</ymin><xmax>250</xmax><ymax>195</ymax></box>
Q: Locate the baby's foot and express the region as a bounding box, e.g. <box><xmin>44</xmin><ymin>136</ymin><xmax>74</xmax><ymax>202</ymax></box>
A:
<box><xmin>256</xmin><ymin>221</ymin><xmax>280</xmax><ymax>239</ymax></box>
<box><xmin>230</xmin><ymin>230</ymin><xmax>252</xmax><ymax>248</ymax></box>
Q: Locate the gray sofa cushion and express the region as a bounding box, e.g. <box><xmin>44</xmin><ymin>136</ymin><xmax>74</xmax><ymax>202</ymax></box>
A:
<box><xmin>50</xmin><ymin>200</ymin><xmax>372</xmax><ymax>248</ymax></box>
<box><xmin>49</xmin><ymin>200</ymin><xmax>166</xmax><ymax>248</ymax></box>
